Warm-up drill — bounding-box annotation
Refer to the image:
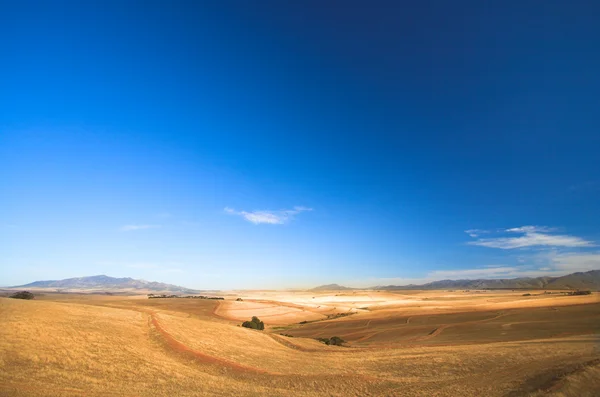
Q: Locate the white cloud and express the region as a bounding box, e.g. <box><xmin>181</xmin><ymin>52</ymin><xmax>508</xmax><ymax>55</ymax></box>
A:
<box><xmin>550</xmin><ymin>252</ymin><xmax>600</xmax><ymax>272</ymax></box>
<box><xmin>467</xmin><ymin>226</ymin><xmax>594</xmax><ymax>249</ymax></box>
<box><xmin>224</xmin><ymin>206</ymin><xmax>313</xmax><ymax>225</ymax></box>
<box><xmin>505</xmin><ymin>225</ymin><xmax>556</xmax><ymax>233</ymax></box>
<box><xmin>428</xmin><ymin>266</ymin><xmax>519</xmax><ymax>279</ymax></box>
<box><xmin>465</xmin><ymin>229</ymin><xmax>483</xmax><ymax>238</ymax></box>
<box><xmin>120</xmin><ymin>224</ymin><xmax>161</xmax><ymax>232</ymax></box>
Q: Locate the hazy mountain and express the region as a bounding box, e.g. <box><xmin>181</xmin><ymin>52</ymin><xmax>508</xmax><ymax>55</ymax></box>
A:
<box><xmin>13</xmin><ymin>275</ymin><xmax>200</xmax><ymax>293</ymax></box>
<box><xmin>373</xmin><ymin>270</ymin><xmax>600</xmax><ymax>291</ymax></box>
<box><xmin>311</xmin><ymin>283</ymin><xmax>354</xmax><ymax>291</ymax></box>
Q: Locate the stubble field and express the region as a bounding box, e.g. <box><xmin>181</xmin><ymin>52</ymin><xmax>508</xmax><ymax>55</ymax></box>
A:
<box><xmin>0</xmin><ymin>289</ymin><xmax>598</xmax><ymax>396</ymax></box>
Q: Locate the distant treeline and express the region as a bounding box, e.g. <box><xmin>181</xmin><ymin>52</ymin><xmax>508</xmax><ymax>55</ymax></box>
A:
<box><xmin>523</xmin><ymin>290</ymin><xmax>592</xmax><ymax>297</ymax></box>
<box><xmin>147</xmin><ymin>294</ymin><xmax>224</xmax><ymax>300</ymax></box>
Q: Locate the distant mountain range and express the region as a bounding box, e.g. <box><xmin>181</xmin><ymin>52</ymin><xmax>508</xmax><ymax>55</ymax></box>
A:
<box><xmin>12</xmin><ymin>275</ymin><xmax>200</xmax><ymax>293</ymax></box>
<box><xmin>373</xmin><ymin>270</ymin><xmax>600</xmax><ymax>291</ymax></box>
<box><xmin>312</xmin><ymin>270</ymin><xmax>600</xmax><ymax>291</ymax></box>
<box><xmin>311</xmin><ymin>283</ymin><xmax>354</xmax><ymax>291</ymax></box>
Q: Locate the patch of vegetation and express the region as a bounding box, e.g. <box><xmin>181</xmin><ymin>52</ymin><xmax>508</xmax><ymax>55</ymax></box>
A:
<box><xmin>147</xmin><ymin>294</ymin><xmax>225</xmax><ymax>300</ymax></box>
<box><xmin>298</xmin><ymin>311</ymin><xmax>357</xmax><ymax>325</ymax></box>
<box><xmin>9</xmin><ymin>291</ymin><xmax>34</xmax><ymax>300</ymax></box>
<box><xmin>568</xmin><ymin>290</ymin><xmax>592</xmax><ymax>296</ymax></box>
<box><xmin>148</xmin><ymin>294</ymin><xmax>178</xmax><ymax>298</ymax></box>
<box><xmin>522</xmin><ymin>293</ymin><xmax>532</xmax><ymax>296</ymax></box>
<box><xmin>241</xmin><ymin>316</ymin><xmax>264</xmax><ymax>330</ymax></box>
<box><xmin>280</xmin><ymin>333</ymin><xmax>294</xmax><ymax>337</ymax></box>
<box><xmin>325</xmin><ymin>312</ymin><xmax>356</xmax><ymax>320</ymax></box>
<box><xmin>316</xmin><ymin>336</ymin><xmax>345</xmax><ymax>346</ymax></box>
<box><xmin>236</xmin><ymin>298</ymin><xmax>243</xmax><ymax>301</ymax></box>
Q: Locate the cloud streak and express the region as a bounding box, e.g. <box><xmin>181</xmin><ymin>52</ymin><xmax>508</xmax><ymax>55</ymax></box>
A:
<box><xmin>120</xmin><ymin>224</ymin><xmax>161</xmax><ymax>232</ymax></box>
<box><xmin>466</xmin><ymin>225</ymin><xmax>594</xmax><ymax>249</ymax></box>
<box><xmin>224</xmin><ymin>206</ymin><xmax>313</xmax><ymax>225</ymax></box>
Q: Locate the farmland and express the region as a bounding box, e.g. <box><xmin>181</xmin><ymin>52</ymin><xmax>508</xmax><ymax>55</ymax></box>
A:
<box><xmin>1</xmin><ymin>289</ymin><xmax>598</xmax><ymax>396</ymax></box>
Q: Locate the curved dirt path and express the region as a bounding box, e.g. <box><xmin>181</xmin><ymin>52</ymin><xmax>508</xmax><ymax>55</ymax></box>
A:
<box><xmin>149</xmin><ymin>312</ymin><xmax>280</xmax><ymax>375</ymax></box>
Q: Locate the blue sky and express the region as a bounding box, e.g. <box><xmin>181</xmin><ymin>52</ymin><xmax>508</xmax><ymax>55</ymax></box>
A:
<box><xmin>1</xmin><ymin>1</ymin><xmax>599</xmax><ymax>289</ymax></box>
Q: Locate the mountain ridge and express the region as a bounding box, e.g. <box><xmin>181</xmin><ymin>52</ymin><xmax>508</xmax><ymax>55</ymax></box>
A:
<box><xmin>311</xmin><ymin>283</ymin><xmax>354</xmax><ymax>291</ymax></box>
<box><xmin>12</xmin><ymin>274</ymin><xmax>200</xmax><ymax>293</ymax></box>
<box><xmin>372</xmin><ymin>270</ymin><xmax>600</xmax><ymax>290</ymax></box>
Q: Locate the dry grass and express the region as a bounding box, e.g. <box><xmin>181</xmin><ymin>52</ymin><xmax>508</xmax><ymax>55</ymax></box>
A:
<box><xmin>1</xmin><ymin>291</ymin><xmax>598</xmax><ymax>396</ymax></box>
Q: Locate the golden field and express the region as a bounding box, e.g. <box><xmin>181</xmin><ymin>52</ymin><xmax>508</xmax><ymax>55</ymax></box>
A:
<box><xmin>1</xmin><ymin>289</ymin><xmax>598</xmax><ymax>396</ymax></box>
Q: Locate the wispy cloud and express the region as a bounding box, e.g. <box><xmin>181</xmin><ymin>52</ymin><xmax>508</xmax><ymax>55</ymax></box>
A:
<box><xmin>550</xmin><ymin>252</ymin><xmax>600</xmax><ymax>272</ymax></box>
<box><xmin>466</xmin><ymin>226</ymin><xmax>595</xmax><ymax>249</ymax></box>
<box><xmin>120</xmin><ymin>224</ymin><xmax>162</xmax><ymax>232</ymax></box>
<box><xmin>464</xmin><ymin>229</ymin><xmax>488</xmax><ymax>238</ymax></box>
<box><xmin>224</xmin><ymin>206</ymin><xmax>313</xmax><ymax>225</ymax></box>
<box><xmin>428</xmin><ymin>266</ymin><xmax>519</xmax><ymax>279</ymax></box>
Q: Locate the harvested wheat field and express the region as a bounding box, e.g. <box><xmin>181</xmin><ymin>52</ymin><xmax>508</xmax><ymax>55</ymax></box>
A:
<box><xmin>1</xmin><ymin>290</ymin><xmax>599</xmax><ymax>396</ymax></box>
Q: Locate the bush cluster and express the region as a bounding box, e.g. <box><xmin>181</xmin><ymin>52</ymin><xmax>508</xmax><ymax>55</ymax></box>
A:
<box><xmin>241</xmin><ymin>316</ymin><xmax>264</xmax><ymax>330</ymax></box>
<box><xmin>569</xmin><ymin>290</ymin><xmax>592</xmax><ymax>296</ymax></box>
<box><xmin>316</xmin><ymin>336</ymin><xmax>345</xmax><ymax>346</ymax></box>
<box><xmin>9</xmin><ymin>291</ymin><xmax>34</xmax><ymax>300</ymax></box>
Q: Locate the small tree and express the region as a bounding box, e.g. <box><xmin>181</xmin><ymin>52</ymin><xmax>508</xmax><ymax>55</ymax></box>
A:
<box><xmin>241</xmin><ymin>316</ymin><xmax>264</xmax><ymax>330</ymax></box>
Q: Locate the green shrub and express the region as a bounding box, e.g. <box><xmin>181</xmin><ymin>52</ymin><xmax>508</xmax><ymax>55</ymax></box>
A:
<box><xmin>9</xmin><ymin>291</ymin><xmax>34</xmax><ymax>300</ymax></box>
<box><xmin>241</xmin><ymin>316</ymin><xmax>264</xmax><ymax>330</ymax></box>
<box><xmin>316</xmin><ymin>336</ymin><xmax>345</xmax><ymax>346</ymax></box>
<box><xmin>570</xmin><ymin>290</ymin><xmax>592</xmax><ymax>296</ymax></box>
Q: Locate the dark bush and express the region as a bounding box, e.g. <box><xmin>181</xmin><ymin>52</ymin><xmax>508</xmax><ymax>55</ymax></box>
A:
<box><xmin>316</xmin><ymin>336</ymin><xmax>345</xmax><ymax>346</ymax></box>
<box><xmin>9</xmin><ymin>291</ymin><xmax>34</xmax><ymax>300</ymax></box>
<box><xmin>241</xmin><ymin>316</ymin><xmax>264</xmax><ymax>330</ymax></box>
<box><xmin>522</xmin><ymin>293</ymin><xmax>532</xmax><ymax>296</ymax></box>
<box><xmin>236</xmin><ymin>298</ymin><xmax>243</xmax><ymax>301</ymax></box>
<box><xmin>570</xmin><ymin>290</ymin><xmax>592</xmax><ymax>296</ymax></box>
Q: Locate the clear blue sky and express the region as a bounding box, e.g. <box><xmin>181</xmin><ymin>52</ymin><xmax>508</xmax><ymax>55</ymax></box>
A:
<box><xmin>1</xmin><ymin>1</ymin><xmax>599</xmax><ymax>289</ymax></box>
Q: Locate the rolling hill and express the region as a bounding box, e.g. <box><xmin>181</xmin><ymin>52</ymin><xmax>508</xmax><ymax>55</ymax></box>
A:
<box><xmin>11</xmin><ymin>275</ymin><xmax>200</xmax><ymax>293</ymax></box>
